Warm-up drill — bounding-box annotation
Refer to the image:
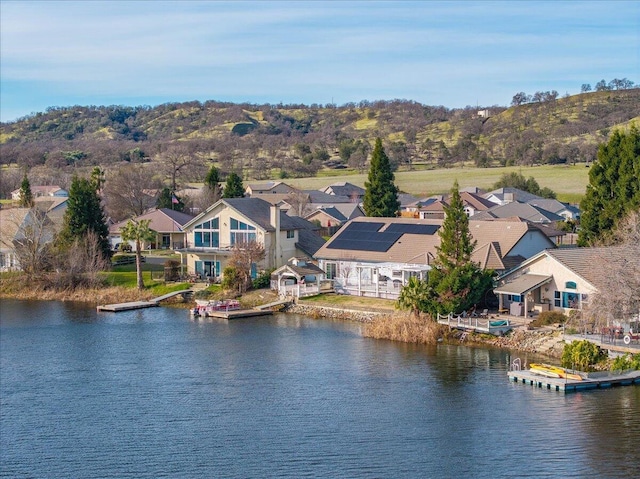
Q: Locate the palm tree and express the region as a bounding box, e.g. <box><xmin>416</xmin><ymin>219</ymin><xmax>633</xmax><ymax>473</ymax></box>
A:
<box><xmin>120</xmin><ymin>219</ymin><xmax>156</xmax><ymax>289</ymax></box>
<box><xmin>396</xmin><ymin>276</ymin><xmax>431</xmax><ymax>318</ymax></box>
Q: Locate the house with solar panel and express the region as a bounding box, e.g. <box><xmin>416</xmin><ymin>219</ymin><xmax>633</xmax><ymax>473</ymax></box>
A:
<box><xmin>313</xmin><ymin>217</ymin><xmax>556</xmax><ymax>299</ymax></box>
<box><xmin>178</xmin><ymin>198</ymin><xmax>324</xmax><ymax>280</ymax></box>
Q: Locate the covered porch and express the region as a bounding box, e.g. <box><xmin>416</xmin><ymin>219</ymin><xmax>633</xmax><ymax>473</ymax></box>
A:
<box><xmin>332</xmin><ymin>261</ymin><xmax>431</xmax><ymax>300</ymax></box>
<box><xmin>493</xmin><ymin>274</ymin><xmax>553</xmax><ymax>317</ymax></box>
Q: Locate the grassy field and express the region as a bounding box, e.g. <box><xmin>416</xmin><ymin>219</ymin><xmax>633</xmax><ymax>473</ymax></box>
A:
<box><xmin>289</xmin><ymin>164</ymin><xmax>591</xmax><ymax>203</ymax></box>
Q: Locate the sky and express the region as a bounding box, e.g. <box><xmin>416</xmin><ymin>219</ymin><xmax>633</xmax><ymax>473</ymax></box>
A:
<box><xmin>1</xmin><ymin>0</ymin><xmax>638</xmax><ymax>123</ymax></box>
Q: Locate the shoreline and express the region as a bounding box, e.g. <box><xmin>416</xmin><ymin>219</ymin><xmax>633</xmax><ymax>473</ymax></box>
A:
<box><xmin>1</xmin><ymin>285</ymin><xmax>565</xmax><ymax>359</ymax></box>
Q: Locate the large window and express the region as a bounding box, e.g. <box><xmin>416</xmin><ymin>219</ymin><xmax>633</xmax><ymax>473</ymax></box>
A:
<box><xmin>195</xmin><ymin>260</ymin><xmax>221</xmax><ymax>278</ymax></box>
<box><xmin>230</xmin><ymin>217</ymin><xmax>256</xmax><ymax>245</ymax></box>
<box><xmin>194</xmin><ymin>217</ymin><xmax>220</xmax><ymax>247</ymax></box>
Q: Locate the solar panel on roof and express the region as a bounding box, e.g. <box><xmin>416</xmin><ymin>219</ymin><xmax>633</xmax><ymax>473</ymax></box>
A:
<box><xmin>327</xmin><ymin>224</ymin><xmax>402</xmax><ymax>252</ymax></box>
<box><xmin>385</xmin><ymin>223</ymin><xmax>440</xmax><ymax>235</ymax></box>
<box><xmin>347</xmin><ymin>222</ymin><xmax>384</xmax><ymax>232</ymax></box>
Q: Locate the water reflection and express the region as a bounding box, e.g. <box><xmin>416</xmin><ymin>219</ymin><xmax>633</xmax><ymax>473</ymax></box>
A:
<box><xmin>1</xmin><ymin>300</ymin><xmax>638</xmax><ymax>479</ymax></box>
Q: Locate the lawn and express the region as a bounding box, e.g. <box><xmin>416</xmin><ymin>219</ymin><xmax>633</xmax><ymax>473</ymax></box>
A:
<box><xmin>289</xmin><ymin>164</ymin><xmax>590</xmax><ymax>203</ymax></box>
<box><xmin>299</xmin><ymin>293</ymin><xmax>397</xmax><ymax>312</ymax></box>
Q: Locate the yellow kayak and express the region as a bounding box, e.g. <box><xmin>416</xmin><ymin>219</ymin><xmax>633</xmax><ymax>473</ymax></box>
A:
<box><xmin>529</xmin><ymin>363</ymin><xmax>583</xmax><ymax>381</ymax></box>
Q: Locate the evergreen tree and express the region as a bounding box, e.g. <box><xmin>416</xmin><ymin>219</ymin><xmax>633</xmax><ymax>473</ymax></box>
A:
<box><xmin>363</xmin><ymin>138</ymin><xmax>400</xmax><ymax>217</ymax></box>
<box><xmin>157</xmin><ymin>187</ymin><xmax>184</xmax><ymax>211</ymax></box>
<box><xmin>424</xmin><ymin>181</ymin><xmax>493</xmax><ymax>316</ymax></box>
<box><xmin>58</xmin><ymin>176</ymin><xmax>110</xmax><ymax>259</ymax></box>
<box><xmin>579</xmin><ymin>125</ymin><xmax>640</xmax><ymax>246</ymax></box>
<box><xmin>223</xmin><ymin>172</ymin><xmax>245</xmax><ymax>198</ymax></box>
<box><xmin>18</xmin><ymin>174</ymin><xmax>34</xmax><ymax>207</ymax></box>
<box><xmin>435</xmin><ymin>182</ymin><xmax>475</xmax><ymax>271</ymax></box>
<box><xmin>204</xmin><ymin>165</ymin><xmax>222</xmax><ymax>201</ymax></box>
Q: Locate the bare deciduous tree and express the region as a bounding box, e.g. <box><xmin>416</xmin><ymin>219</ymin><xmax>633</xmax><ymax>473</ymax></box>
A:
<box><xmin>5</xmin><ymin>207</ymin><xmax>55</xmax><ymax>277</ymax></box>
<box><xmin>285</xmin><ymin>191</ymin><xmax>311</xmax><ymax>217</ymax></box>
<box><xmin>52</xmin><ymin>230</ymin><xmax>111</xmax><ymax>289</ymax></box>
<box><xmin>102</xmin><ymin>164</ymin><xmax>161</xmax><ymax>221</ymax></box>
<box><xmin>227</xmin><ymin>241</ymin><xmax>266</xmax><ymax>293</ymax></box>
<box><xmin>583</xmin><ymin>211</ymin><xmax>640</xmax><ymax>328</ymax></box>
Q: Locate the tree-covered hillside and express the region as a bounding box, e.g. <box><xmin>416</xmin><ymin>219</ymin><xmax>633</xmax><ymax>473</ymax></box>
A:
<box><xmin>1</xmin><ymin>88</ymin><xmax>638</xmax><ymax>200</ymax></box>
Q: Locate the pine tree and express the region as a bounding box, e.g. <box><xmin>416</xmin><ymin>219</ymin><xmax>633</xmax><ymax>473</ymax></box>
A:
<box><xmin>424</xmin><ymin>181</ymin><xmax>493</xmax><ymax>316</ymax></box>
<box><xmin>58</xmin><ymin>176</ymin><xmax>111</xmax><ymax>259</ymax></box>
<box><xmin>363</xmin><ymin>138</ymin><xmax>399</xmax><ymax>217</ymax></box>
<box><xmin>434</xmin><ymin>181</ymin><xmax>475</xmax><ymax>272</ymax></box>
<box><xmin>204</xmin><ymin>165</ymin><xmax>222</xmax><ymax>203</ymax></box>
<box><xmin>223</xmin><ymin>172</ymin><xmax>245</xmax><ymax>198</ymax></box>
<box><xmin>579</xmin><ymin>125</ymin><xmax>640</xmax><ymax>246</ymax></box>
<box><xmin>18</xmin><ymin>174</ymin><xmax>34</xmax><ymax>207</ymax></box>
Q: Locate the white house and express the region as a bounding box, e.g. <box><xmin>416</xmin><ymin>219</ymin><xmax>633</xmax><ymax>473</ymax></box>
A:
<box><xmin>313</xmin><ymin>217</ymin><xmax>556</xmax><ymax>300</ymax></box>
<box><xmin>493</xmin><ymin>247</ymin><xmax>624</xmax><ymax>317</ymax></box>
<box><xmin>178</xmin><ymin>198</ymin><xmax>324</xmax><ymax>280</ymax></box>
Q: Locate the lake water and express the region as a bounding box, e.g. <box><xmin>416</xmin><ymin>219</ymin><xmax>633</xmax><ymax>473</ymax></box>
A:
<box><xmin>1</xmin><ymin>299</ymin><xmax>638</xmax><ymax>478</ymax></box>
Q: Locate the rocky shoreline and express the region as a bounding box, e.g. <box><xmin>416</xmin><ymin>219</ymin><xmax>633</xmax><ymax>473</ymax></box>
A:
<box><xmin>288</xmin><ymin>302</ymin><xmax>565</xmax><ymax>359</ymax></box>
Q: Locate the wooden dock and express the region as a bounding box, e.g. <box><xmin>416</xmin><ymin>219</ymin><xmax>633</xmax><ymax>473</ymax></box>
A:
<box><xmin>201</xmin><ymin>309</ymin><xmax>273</xmax><ymax>320</ymax></box>
<box><xmin>507</xmin><ymin>369</ymin><xmax>640</xmax><ymax>393</ymax></box>
<box><xmin>437</xmin><ymin>312</ymin><xmax>513</xmax><ymax>336</ymax></box>
<box><xmin>97</xmin><ymin>289</ymin><xmax>192</xmax><ymax>312</ymax></box>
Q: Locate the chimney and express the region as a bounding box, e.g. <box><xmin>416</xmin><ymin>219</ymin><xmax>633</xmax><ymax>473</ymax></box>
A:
<box><xmin>270</xmin><ymin>203</ymin><xmax>282</xmax><ymax>268</ymax></box>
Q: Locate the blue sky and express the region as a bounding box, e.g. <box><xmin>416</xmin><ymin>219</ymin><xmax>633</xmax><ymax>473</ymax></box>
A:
<box><xmin>1</xmin><ymin>0</ymin><xmax>638</xmax><ymax>122</ymax></box>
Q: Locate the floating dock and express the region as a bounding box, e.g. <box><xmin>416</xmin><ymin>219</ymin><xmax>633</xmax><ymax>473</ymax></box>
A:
<box><xmin>198</xmin><ymin>308</ymin><xmax>273</xmax><ymax>320</ymax></box>
<box><xmin>507</xmin><ymin>369</ymin><xmax>640</xmax><ymax>393</ymax></box>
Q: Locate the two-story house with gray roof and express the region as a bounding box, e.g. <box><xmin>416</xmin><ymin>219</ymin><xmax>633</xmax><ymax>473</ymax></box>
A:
<box><xmin>179</xmin><ymin>198</ymin><xmax>324</xmax><ymax>280</ymax></box>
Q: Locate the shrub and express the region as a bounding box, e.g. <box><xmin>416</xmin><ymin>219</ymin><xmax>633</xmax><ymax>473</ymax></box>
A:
<box><xmin>530</xmin><ymin>311</ymin><xmax>567</xmax><ymax>327</ymax></box>
<box><xmin>561</xmin><ymin>340</ymin><xmax>607</xmax><ymax>371</ymax></box>
<box><xmin>221</xmin><ymin>266</ymin><xmax>240</xmax><ymax>291</ymax></box>
<box><xmin>252</xmin><ymin>269</ymin><xmax>273</xmax><ymax>289</ymax></box>
<box><xmin>610</xmin><ymin>353</ymin><xmax>640</xmax><ymax>373</ymax></box>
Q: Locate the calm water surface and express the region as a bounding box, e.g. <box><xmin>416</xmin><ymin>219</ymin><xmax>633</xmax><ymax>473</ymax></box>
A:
<box><xmin>1</xmin><ymin>300</ymin><xmax>638</xmax><ymax>478</ymax></box>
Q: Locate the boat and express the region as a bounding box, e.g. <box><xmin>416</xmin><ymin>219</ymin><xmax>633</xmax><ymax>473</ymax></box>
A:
<box><xmin>529</xmin><ymin>363</ymin><xmax>583</xmax><ymax>381</ymax></box>
<box><xmin>190</xmin><ymin>299</ymin><xmax>241</xmax><ymax>317</ymax></box>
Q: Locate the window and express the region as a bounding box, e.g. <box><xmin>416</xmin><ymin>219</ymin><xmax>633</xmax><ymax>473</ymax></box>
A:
<box><xmin>230</xmin><ymin>217</ymin><xmax>256</xmax><ymax>245</ymax></box>
<box><xmin>507</xmin><ymin>294</ymin><xmax>522</xmax><ymax>303</ymax></box>
<box><xmin>193</xmin><ymin>217</ymin><xmax>220</xmax><ymax>247</ymax></box>
<box><xmin>286</xmin><ymin>230</ymin><xmax>295</xmax><ymax>239</ymax></box>
<box><xmin>325</xmin><ymin>262</ymin><xmax>337</xmax><ymax>279</ymax></box>
<box><xmin>555</xmin><ymin>290</ymin><xmax>579</xmax><ymax>308</ymax></box>
<box><xmin>195</xmin><ymin>260</ymin><xmax>220</xmax><ymax>278</ymax></box>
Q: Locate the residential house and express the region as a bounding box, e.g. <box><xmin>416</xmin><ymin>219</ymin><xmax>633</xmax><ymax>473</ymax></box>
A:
<box><xmin>321</xmin><ymin>182</ymin><xmax>366</xmax><ymax>201</ymax></box>
<box><xmin>493</xmin><ymin>247</ymin><xmax>627</xmax><ymax>318</ymax></box>
<box><xmin>526</xmin><ymin>198</ymin><xmax>581</xmax><ymax>221</ymax></box>
<box><xmin>109</xmin><ymin>208</ymin><xmax>195</xmax><ymax>251</ymax></box>
<box><xmin>472</xmin><ymin>202</ymin><xmax>564</xmax><ymax>224</ymax></box>
<box><xmin>179</xmin><ymin>198</ymin><xmax>324</xmax><ymax>280</ymax></box>
<box><xmin>314</xmin><ymin>217</ymin><xmax>556</xmax><ymax>299</ymax></box>
<box><xmin>460</xmin><ymin>191</ymin><xmax>495</xmax><ymax>217</ymax></box>
<box><xmin>245</xmin><ymin>181</ymin><xmax>297</xmax><ymax>196</ymax></box>
<box><xmin>304</xmin><ymin>203</ymin><xmax>365</xmax><ymax>235</ymax></box>
<box><xmin>11</xmin><ymin>185</ymin><xmax>68</xmax><ymax>201</ymax></box>
<box><xmin>484</xmin><ymin>187</ymin><xmax>544</xmax><ymax>205</ymax></box>
<box><xmin>0</xmin><ymin>207</ymin><xmax>56</xmax><ymax>271</ymax></box>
